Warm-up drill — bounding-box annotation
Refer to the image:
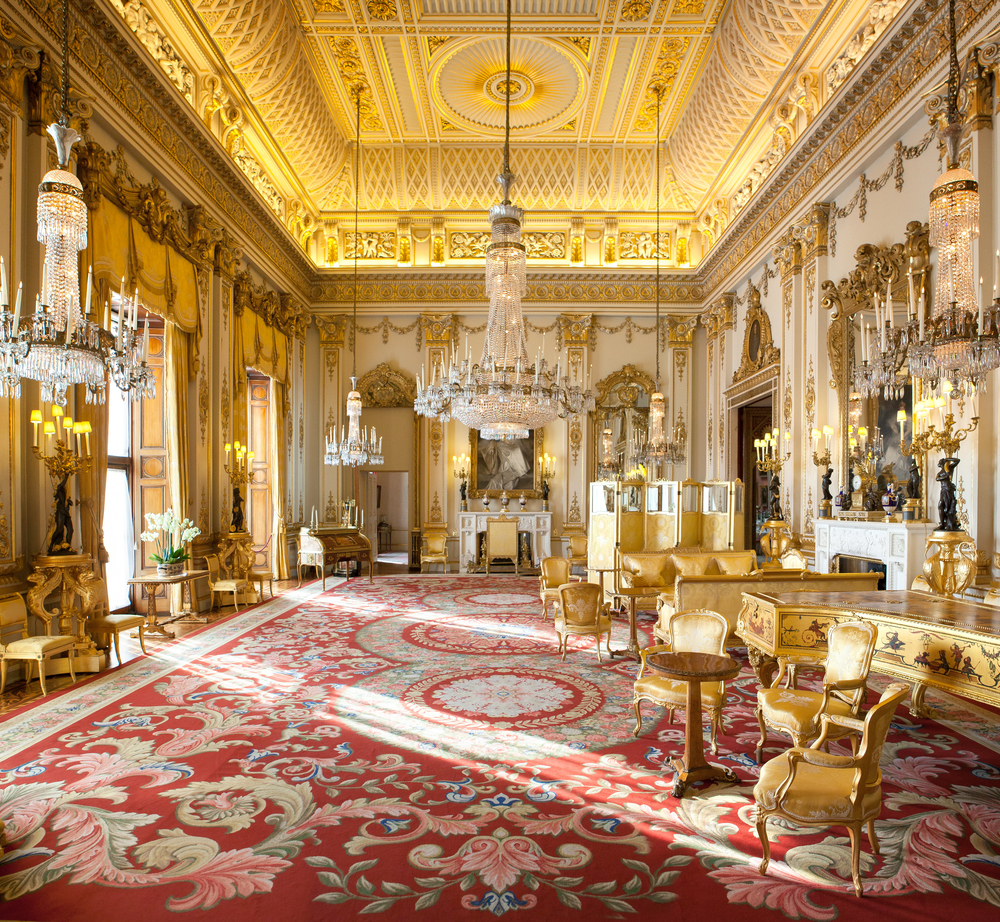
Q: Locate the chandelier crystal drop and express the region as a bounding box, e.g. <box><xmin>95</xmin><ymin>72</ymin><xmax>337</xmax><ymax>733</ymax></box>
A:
<box><xmin>325</xmin><ymin>84</ymin><xmax>381</xmax><ymax>469</ymax></box>
<box><xmin>909</xmin><ymin>0</ymin><xmax>999</xmax><ymax>391</ymax></box>
<box><xmin>0</xmin><ymin>0</ymin><xmax>152</xmax><ymax>406</ymax></box>
<box><xmin>414</xmin><ymin>0</ymin><xmax>594</xmax><ymax>440</ymax></box>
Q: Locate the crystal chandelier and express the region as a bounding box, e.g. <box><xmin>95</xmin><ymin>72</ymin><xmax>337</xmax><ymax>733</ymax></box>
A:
<box><xmin>414</xmin><ymin>0</ymin><xmax>594</xmax><ymax>440</ymax></box>
<box><xmin>325</xmin><ymin>83</ymin><xmax>382</xmax><ymax>469</ymax></box>
<box><xmin>0</xmin><ymin>0</ymin><xmax>153</xmax><ymax>406</ymax></box>
<box><xmin>642</xmin><ymin>83</ymin><xmax>685</xmax><ymax>473</ymax></box>
<box><xmin>853</xmin><ymin>285</ymin><xmax>914</xmax><ymax>400</ymax></box>
<box><xmin>909</xmin><ymin>0</ymin><xmax>999</xmax><ymax>392</ymax></box>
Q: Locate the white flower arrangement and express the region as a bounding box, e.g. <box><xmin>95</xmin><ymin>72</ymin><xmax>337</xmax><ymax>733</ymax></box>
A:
<box><xmin>140</xmin><ymin>508</ymin><xmax>201</xmax><ymax>565</ymax></box>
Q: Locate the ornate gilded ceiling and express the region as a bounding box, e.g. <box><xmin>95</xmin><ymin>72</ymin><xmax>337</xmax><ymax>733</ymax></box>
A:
<box><xmin>105</xmin><ymin>0</ymin><xmax>906</xmax><ymax>267</ymax></box>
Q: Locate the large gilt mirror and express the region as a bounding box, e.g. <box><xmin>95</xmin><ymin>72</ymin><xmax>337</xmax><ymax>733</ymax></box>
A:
<box><xmin>591</xmin><ymin>364</ymin><xmax>656</xmax><ymax>480</ymax></box>
<box><xmin>821</xmin><ymin>220</ymin><xmax>929</xmax><ymax>498</ymax></box>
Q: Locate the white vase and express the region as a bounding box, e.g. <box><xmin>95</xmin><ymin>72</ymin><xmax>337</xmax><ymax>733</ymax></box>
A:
<box><xmin>156</xmin><ymin>561</ymin><xmax>185</xmax><ymax>578</ymax></box>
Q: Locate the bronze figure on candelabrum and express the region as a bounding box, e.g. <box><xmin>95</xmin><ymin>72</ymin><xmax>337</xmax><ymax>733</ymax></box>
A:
<box><xmin>459</xmin><ymin>480</ymin><xmax>467</xmax><ymax>504</ymax></box>
<box><xmin>907</xmin><ymin>457</ymin><xmax>922</xmax><ymax>503</ymax></box>
<box><xmin>821</xmin><ymin>468</ymin><xmax>833</xmax><ymax>502</ymax></box>
<box><xmin>231</xmin><ymin>486</ymin><xmax>245</xmax><ymax>533</ymax></box>
<box><xmin>49</xmin><ymin>474</ymin><xmax>75</xmax><ymax>555</ymax></box>
<box><xmin>768</xmin><ymin>474</ymin><xmax>783</xmax><ymax>520</ymax></box>
<box><xmin>937</xmin><ymin>458</ymin><xmax>960</xmax><ymax>532</ymax></box>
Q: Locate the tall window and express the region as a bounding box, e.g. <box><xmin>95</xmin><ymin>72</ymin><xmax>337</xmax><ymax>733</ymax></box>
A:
<box><xmin>103</xmin><ymin>306</ymin><xmax>166</xmax><ymax>611</ymax></box>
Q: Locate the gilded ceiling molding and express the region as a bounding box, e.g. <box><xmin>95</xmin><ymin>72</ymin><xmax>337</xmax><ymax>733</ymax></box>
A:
<box><xmin>633</xmin><ymin>38</ymin><xmax>690</xmax><ymax>132</ymax></box>
<box><xmin>46</xmin><ymin>0</ymin><xmax>317</xmax><ymax>292</ymax></box>
<box><xmin>316</xmin><ymin>314</ymin><xmax>348</xmax><ymax>346</ymax></box>
<box><xmin>826</xmin><ymin>0</ymin><xmax>908</xmax><ymax>93</ymax></box>
<box><xmin>698</xmin><ymin>0</ymin><xmax>992</xmax><ymax>300</ymax></box>
<box><xmin>310</xmin><ymin>272</ymin><xmax>704</xmax><ymax>305</ymax></box>
<box><xmin>667</xmin><ymin>314</ymin><xmax>698</xmax><ymax>346</ymax></box>
<box><xmin>705</xmin><ymin>293</ymin><xmax>735</xmax><ymax>340</ymax></box>
<box><xmin>772</xmin><ymin>234</ymin><xmax>803</xmax><ymax>279</ymax></box>
<box><xmin>107</xmin><ymin>0</ymin><xmax>193</xmax><ymax>102</ymax></box>
<box><xmin>556</xmin><ymin>314</ymin><xmax>594</xmax><ymax>350</ymax></box>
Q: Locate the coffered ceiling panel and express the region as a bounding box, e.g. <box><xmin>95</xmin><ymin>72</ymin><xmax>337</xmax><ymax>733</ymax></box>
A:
<box><xmin>117</xmin><ymin>0</ymin><xmax>893</xmax><ymax>265</ymax></box>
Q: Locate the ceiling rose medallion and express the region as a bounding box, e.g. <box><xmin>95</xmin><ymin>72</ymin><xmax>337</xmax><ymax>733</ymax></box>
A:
<box><xmin>366</xmin><ymin>0</ymin><xmax>396</xmax><ymax>20</ymax></box>
<box><xmin>621</xmin><ymin>0</ymin><xmax>652</xmax><ymax>22</ymax></box>
<box><xmin>485</xmin><ymin>73</ymin><xmax>533</xmax><ymax>105</ymax></box>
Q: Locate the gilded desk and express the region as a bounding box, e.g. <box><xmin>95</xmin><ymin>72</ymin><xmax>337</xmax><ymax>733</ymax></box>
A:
<box><xmin>738</xmin><ymin>589</ymin><xmax>1000</xmax><ymax>715</ymax></box>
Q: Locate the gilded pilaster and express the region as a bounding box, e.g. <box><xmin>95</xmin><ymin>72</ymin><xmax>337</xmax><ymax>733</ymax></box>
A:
<box><xmin>557</xmin><ymin>314</ymin><xmax>594</xmax><ymax>536</ymax></box>
<box><xmin>419</xmin><ymin>314</ymin><xmax>457</xmax><ymax>531</ymax></box>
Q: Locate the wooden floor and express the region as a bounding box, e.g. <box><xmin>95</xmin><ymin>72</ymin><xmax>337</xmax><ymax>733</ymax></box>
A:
<box><xmin>0</xmin><ymin>554</ymin><xmax>414</xmax><ymax>715</ymax></box>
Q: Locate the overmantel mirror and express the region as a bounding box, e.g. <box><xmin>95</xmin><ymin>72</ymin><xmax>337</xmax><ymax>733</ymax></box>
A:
<box><xmin>821</xmin><ymin>220</ymin><xmax>930</xmax><ymax>505</ymax></box>
<box><xmin>590</xmin><ymin>364</ymin><xmax>657</xmax><ymax>480</ymax></box>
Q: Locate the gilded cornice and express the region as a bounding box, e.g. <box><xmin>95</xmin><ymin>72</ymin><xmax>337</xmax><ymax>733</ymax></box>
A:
<box><xmin>310</xmin><ymin>272</ymin><xmax>704</xmax><ymax>306</ymax></box>
<box><xmin>15</xmin><ymin>0</ymin><xmax>317</xmax><ymax>295</ymax></box>
<box><xmin>233</xmin><ymin>269</ymin><xmax>312</xmax><ymax>340</ymax></box>
<box><xmin>698</xmin><ymin>0</ymin><xmax>994</xmax><ymax>302</ymax></box>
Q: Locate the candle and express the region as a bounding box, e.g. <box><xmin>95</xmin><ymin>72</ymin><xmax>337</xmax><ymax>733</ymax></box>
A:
<box><xmin>85</xmin><ymin>265</ymin><xmax>93</xmax><ymax>317</ymax></box>
<box><xmin>979</xmin><ymin>276</ymin><xmax>984</xmax><ymax>333</ymax></box>
<box><xmin>133</xmin><ymin>289</ymin><xmax>140</xmax><ymax>329</ymax></box>
<box><xmin>142</xmin><ymin>316</ymin><xmax>150</xmax><ymax>364</ymax></box>
<box><xmin>12</xmin><ymin>283</ymin><xmax>21</xmax><ymax>333</ymax></box>
<box><xmin>73</xmin><ymin>423</ymin><xmax>81</xmax><ymax>455</ymax></box>
<box><xmin>887</xmin><ymin>278</ymin><xmax>893</xmax><ymax>327</ymax></box>
<box><xmin>919</xmin><ymin>283</ymin><xmax>926</xmax><ymax>340</ymax></box>
<box><xmin>82</xmin><ymin>422</ymin><xmax>91</xmax><ymax>456</ymax></box>
<box><xmin>907</xmin><ymin>261</ymin><xmax>914</xmax><ymax>318</ymax></box>
<box><xmin>30</xmin><ymin>410</ymin><xmax>40</xmax><ymax>446</ymax></box>
<box><xmin>41</xmin><ymin>261</ymin><xmax>48</xmax><ymax>305</ymax></box>
<box><xmin>44</xmin><ymin>421</ymin><xmax>54</xmax><ymax>441</ymax></box>
<box><xmin>66</xmin><ymin>295</ymin><xmax>75</xmax><ymax>342</ymax></box>
<box><xmin>103</xmin><ymin>300</ymin><xmax>110</xmax><ymax>331</ymax></box>
<box><xmin>0</xmin><ymin>255</ymin><xmax>7</xmax><ymax>307</ymax></box>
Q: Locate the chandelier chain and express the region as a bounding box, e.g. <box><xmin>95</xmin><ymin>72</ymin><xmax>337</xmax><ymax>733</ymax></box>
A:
<box><xmin>59</xmin><ymin>0</ymin><xmax>70</xmax><ymax>123</ymax></box>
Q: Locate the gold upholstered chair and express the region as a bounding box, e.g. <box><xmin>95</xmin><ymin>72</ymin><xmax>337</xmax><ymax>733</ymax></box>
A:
<box><xmin>555</xmin><ymin>581</ymin><xmax>612</xmax><ymax>661</ymax></box>
<box><xmin>88</xmin><ymin>579</ymin><xmax>147</xmax><ymax>667</ymax></box>
<box><xmin>755</xmin><ymin>619</ymin><xmax>878</xmax><ymax>763</ymax></box>
<box><xmin>0</xmin><ymin>593</ymin><xmax>76</xmax><ymax>696</ymax></box>
<box><xmin>421</xmin><ymin>534</ymin><xmax>449</xmax><ymax>573</ymax></box>
<box><xmin>754</xmin><ymin>682</ymin><xmax>909</xmax><ymax>897</ymax></box>
<box><xmin>205</xmin><ymin>553</ymin><xmax>249</xmax><ymax>612</ymax></box>
<box><xmin>633</xmin><ymin>609</ymin><xmax>729</xmax><ymax>752</ymax></box>
<box><xmin>248</xmin><ymin>536</ymin><xmax>274</xmax><ymax>600</ymax></box>
<box><xmin>566</xmin><ymin>534</ymin><xmax>588</xmax><ymax>572</ymax></box>
<box><xmin>539</xmin><ymin>557</ymin><xmax>577</xmax><ymax>620</ymax></box>
<box><xmin>485</xmin><ymin>515</ymin><xmax>520</xmax><ymax>576</ymax></box>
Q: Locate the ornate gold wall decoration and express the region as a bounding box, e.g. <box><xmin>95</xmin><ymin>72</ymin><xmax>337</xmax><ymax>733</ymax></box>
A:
<box><xmin>619</xmin><ymin>232</ymin><xmax>669</xmax><ymax>260</ymax></box>
<box><xmin>0</xmin><ymin>494</ymin><xmax>9</xmax><ymax>560</ymax></box>
<box><xmin>221</xmin><ymin>371</ymin><xmax>230</xmax><ymax>440</ymax></box>
<box><xmin>595</xmin><ymin>364</ymin><xmax>657</xmax><ymax>406</ymax></box>
<box><xmin>783</xmin><ymin>279</ymin><xmax>793</xmax><ymax>330</ymax></box>
<box><xmin>450</xmin><ymin>232</ymin><xmax>490</xmax><ymax>259</ymax></box>
<box><xmin>567</xmin><ymin>37</ymin><xmax>591</xmax><ymax>57</ymax></box>
<box><xmin>805</xmin><ymin>357</ymin><xmax>816</xmax><ymax>433</ymax></box>
<box><xmin>430</xmin><ymin>419</ymin><xmax>443</xmax><ymax>465</ymax></box>
<box><xmin>524</xmin><ymin>233</ymin><xmax>566</xmax><ymax>259</ymax></box>
<box><xmin>732</xmin><ymin>286</ymin><xmax>779</xmax><ymax>385</ymax></box>
<box><xmin>326</xmin><ymin>491</ymin><xmax>337</xmax><ymax>521</ymax></box>
<box><xmin>674</xmin><ymin>349</ymin><xmax>687</xmax><ymax>381</ymax></box>
<box><xmin>569</xmin><ymin>491</ymin><xmax>582</xmax><ymax>523</ymax></box>
<box><xmin>345</xmin><ymin>232</ymin><xmax>397</xmax><ymax>259</ymax></box>
<box><xmin>325</xmin><ymin>349</ymin><xmax>338</xmax><ymax>381</ymax></box>
<box><xmin>199</xmin><ymin>488</ymin><xmax>209</xmax><ymax>534</ymax></box>
<box><xmin>430</xmin><ymin>492</ymin><xmax>443</xmax><ymax>523</ymax></box>
<box><xmin>569</xmin><ymin>417</ymin><xmax>582</xmax><ymax>465</ymax></box>
<box><xmin>199</xmin><ymin>369</ymin><xmax>209</xmax><ymax>445</ymax></box>
<box><xmin>783</xmin><ymin>368</ymin><xmax>793</xmax><ymax>431</ymax></box>
<box><xmin>356</xmin><ymin>363</ymin><xmax>416</xmax><ymax>407</ymax></box>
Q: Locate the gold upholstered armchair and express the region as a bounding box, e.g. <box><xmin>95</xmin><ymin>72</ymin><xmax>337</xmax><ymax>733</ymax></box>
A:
<box><xmin>555</xmin><ymin>581</ymin><xmax>612</xmax><ymax>661</ymax></box>
<box><xmin>754</xmin><ymin>682</ymin><xmax>909</xmax><ymax>897</ymax></box>
<box><xmin>755</xmin><ymin>619</ymin><xmax>878</xmax><ymax>763</ymax></box>
<box><xmin>633</xmin><ymin>609</ymin><xmax>729</xmax><ymax>752</ymax></box>
<box><xmin>565</xmin><ymin>534</ymin><xmax>588</xmax><ymax>572</ymax></box>
<box><xmin>485</xmin><ymin>514</ymin><xmax>520</xmax><ymax>576</ymax></box>
<box><xmin>539</xmin><ymin>557</ymin><xmax>579</xmax><ymax>620</ymax></box>
<box><xmin>421</xmin><ymin>534</ymin><xmax>449</xmax><ymax>573</ymax></box>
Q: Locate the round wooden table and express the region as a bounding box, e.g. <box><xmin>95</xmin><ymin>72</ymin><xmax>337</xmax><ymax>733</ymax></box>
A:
<box><xmin>644</xmin><ymin>651</ymin><xmax>741</xmax><ymax>797</ymax></box>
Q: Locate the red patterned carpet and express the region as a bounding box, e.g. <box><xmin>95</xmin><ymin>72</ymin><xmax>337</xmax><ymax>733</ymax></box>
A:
<box><xmin>1</xmin><ymin>576</ymin><xmax>999</xmax><ymax>921</ymax></box>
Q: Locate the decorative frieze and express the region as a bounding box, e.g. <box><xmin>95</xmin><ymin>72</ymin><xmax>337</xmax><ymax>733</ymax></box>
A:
<box><xmin>345</xmin><ymin>232</ymin><xmax>397</xmax><ymax>259</ymax></box>
<box><xmin>619</xmin><ymin>232</ymin><xmax>669</xmax><ymax>260</ymax></box>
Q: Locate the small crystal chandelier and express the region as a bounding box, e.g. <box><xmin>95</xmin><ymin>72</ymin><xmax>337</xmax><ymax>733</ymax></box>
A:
<box><xmin>414</xmin><ymin>0</ymin><xmax>594</xmax><ymax>440</ymax></box>
<box><xmin>325</xmin><ymin>83</ymin><xmax>382</xmax><ymax>468</ymax></box>
<box><xmin>909</xmin><ymin>0</ymin><xmax>999</xmax><ymax>392</ymax></box>
<box><xmin>0</xmin><ymin>0</ymin><xmax>153</xmax><ymax>406</ymax></box>
<box><xmin>642</xmin><ymin>83</ymin><xmax>685</xmax><ymax>474</ymax></box>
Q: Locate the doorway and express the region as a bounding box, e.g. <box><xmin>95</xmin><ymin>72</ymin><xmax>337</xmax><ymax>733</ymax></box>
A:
<box><xmin>737</xmin><ymin>402</ymin><xmax>774</xmax><ymax>555</ymax></box>
<box><xmin>376</xmin><ymin>471</ymin><xmax>410</xmax><ymax>563</ymax></box>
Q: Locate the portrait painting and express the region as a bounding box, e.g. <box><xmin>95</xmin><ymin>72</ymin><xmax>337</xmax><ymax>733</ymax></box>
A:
<box><xmin>872</xmin><ymin>383</ymin><xmax>913</xmax><ymax>484</ymax></box>
<box><xmin>469</xmin><ymin>430</ymin><xmax>542</xmax><ymax>498</ymax></box>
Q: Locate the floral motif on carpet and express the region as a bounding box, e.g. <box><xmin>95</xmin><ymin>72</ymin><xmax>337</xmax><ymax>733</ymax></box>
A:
<box><xmin>0</xmin><ymin>576</ymin><xmax>998</xmax><ymax>921</ymax></box>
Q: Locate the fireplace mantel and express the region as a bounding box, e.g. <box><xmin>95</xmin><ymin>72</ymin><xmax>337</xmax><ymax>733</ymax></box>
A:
<box><xmin>815</xmin><ymin>519</ymin><xmax>933</xmax><ymax>590</ymax></box>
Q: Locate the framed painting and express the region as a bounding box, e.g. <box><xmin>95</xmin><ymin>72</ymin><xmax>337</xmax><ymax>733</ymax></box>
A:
<box><xmin>869</xmin><ymin>383</ymin><xmax>913</xmax><ymax>484</ymax></box>
<box><xmin>468</xmin><ymin>429</ymin><xmax>543</xmax><ymax>499</ymax></box>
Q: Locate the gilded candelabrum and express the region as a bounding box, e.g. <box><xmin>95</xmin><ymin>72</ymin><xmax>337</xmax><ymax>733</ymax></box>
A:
<box><xmin>541</xmin><ymin>452</ymin><xmax>556</xmax><ymax>511</ymax></box>
<box><xmin>901</xmin><ymin>409</ymin><xmax>979</xmax><ymax>598</ymax></box>
<box><xmin>31</xmin><ymin>407</ymin><xmax>92</xmax><ymax>555</ymax></box>
<box><xmin>453</xmin><ymin>453</ymin><xmax>470</xmax><ymax>512</ymax></box>
<box><xmin>755</xmin><ymin>433</ymin><xmax>791</xmax><ymax>566</ymax></box>
<box><xmin>811</xmin><ymin>424</ymin><xmax>834</xmax><ymax>520</ymax></box>
<box><xmin>223</xmin><ymin>440</ymin><xmax>255</xmax><ymax>533</ymax></box>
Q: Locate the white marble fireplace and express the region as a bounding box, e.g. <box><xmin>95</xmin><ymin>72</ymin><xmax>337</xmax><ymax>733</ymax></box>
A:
<box><xmin>814</xmin><ymin>519</ymin><xmax>934</xmax><ymax>590</ymax></box>
<box><xmin>459</xmin><ymin>511</ymin><xmax>552</xmax><ymax>570</ymax></box>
